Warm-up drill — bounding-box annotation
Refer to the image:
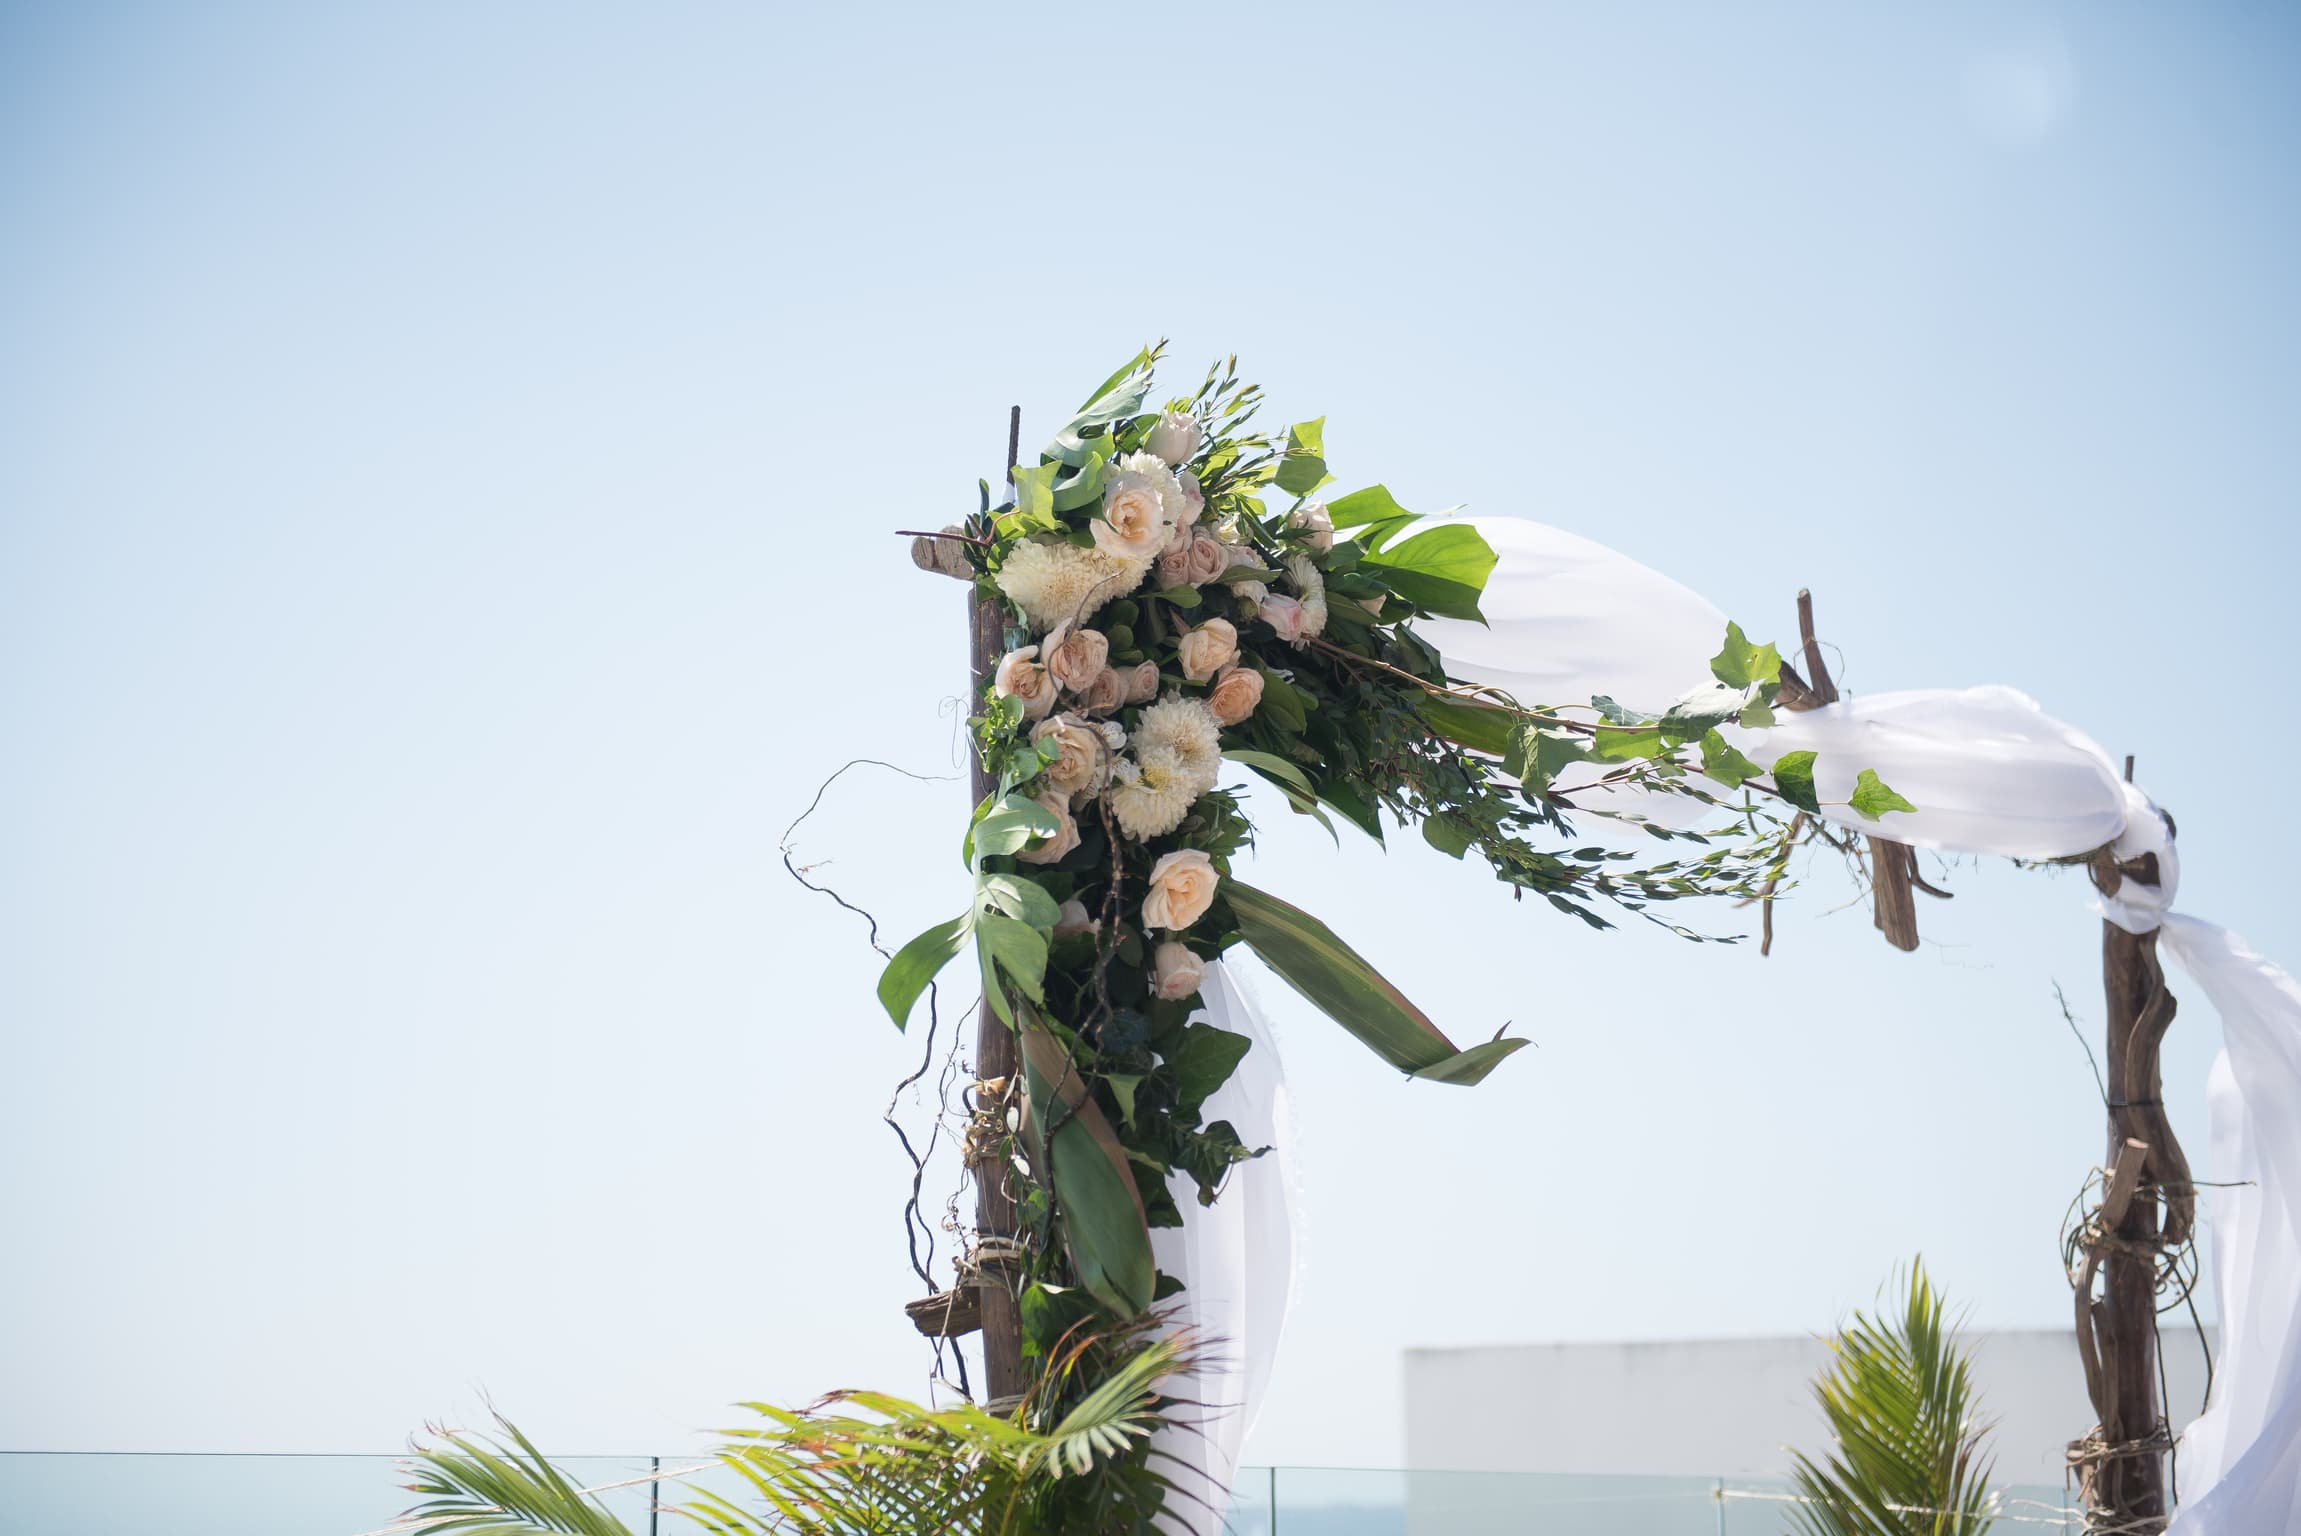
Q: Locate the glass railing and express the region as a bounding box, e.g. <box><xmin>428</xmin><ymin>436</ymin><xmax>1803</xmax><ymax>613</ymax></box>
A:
<box><xmin>0</xmin><ymin>1453</ymin><xmax>2088</xmax><ymax>1533</ymax></box>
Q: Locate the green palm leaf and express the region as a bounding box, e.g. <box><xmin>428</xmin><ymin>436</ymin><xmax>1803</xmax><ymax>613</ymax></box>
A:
<box><xmin>1787</xmin><ymin>1260</ymin><xmax>1998</xmax><ymax>1536</ymax></box>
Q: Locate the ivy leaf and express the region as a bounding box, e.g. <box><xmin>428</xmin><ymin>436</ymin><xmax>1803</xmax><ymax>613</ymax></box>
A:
<box><xmin>1738</xmin><ymin>699</ymin><xmax>1777</xmax><ymax>730</ymax></box>
<box><xmin>877</xmin><ymin>913</ymin><xmax>968</xmax><ymax>1030</ymax></box>
<box><xmin>1659</xmin><ymin>682</ymin><xmax>1747</xmax><ymax>745</ymax></box>
<box><xmin>1771</xmin><ymin>749</ymin><xmax>1821</xmax><ymax>814</ymax></box>
<box><xmin>1504</xmin><ymin>724</ymin><xmax>1592</xmax><ymax>793</ymax></box>
<box><xmin>1590</xmin><ymin>726</ymin><xmax>1665</xmax><ymax>762</ymax></box>
<box><xmin>1849</xmin><ymin>768</ymin><xmax>1918</xmax><ymax>821</ymax></box>
<box><xmin>1421</xmin><ymin>815</ymin><xmax>1471</xmax><ymax>859</ymax></box>
<box><xmin>1699</xmin><ymin>730</ymin><xmax>1764</xmax><ymax>791</ymax></box>
<box><xmin>1591</xmin><ymin>695</ymin><xmax>1659</xmax><ymax>726</ymax></box>
<box><xmin>1710</xmin><ymin>622</ymin><xmax>1783</xmax><ymax>689</ymax></box>
<box><xmin>1165</xmin><ymin>1022</ymin><xmax>1253</xmax><ymax>1120</ymax></box>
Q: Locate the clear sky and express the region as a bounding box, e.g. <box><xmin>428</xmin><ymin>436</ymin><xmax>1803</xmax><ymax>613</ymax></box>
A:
<box><xmin>3</xmin><ymin>1</ymin><xmax>2297</xmax><ymax>1473</ymax></box>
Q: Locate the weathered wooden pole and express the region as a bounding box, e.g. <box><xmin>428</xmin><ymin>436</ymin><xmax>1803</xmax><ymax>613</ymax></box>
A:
<box><xmin>2071</xmin><ymin>755</ymin><xmax>2187</xmax><ymax>1532</ymax></box>
<box><xmin>967</xmin><ymin>406</ymin><xmax>1028</xmax><ymax>1406</ymax></box>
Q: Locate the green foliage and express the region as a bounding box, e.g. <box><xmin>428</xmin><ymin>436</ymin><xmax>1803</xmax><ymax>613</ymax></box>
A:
<box><xmin>403</xmin><ymin>1334</ymin><xmax>1199</xmax><ymax>1536</ymax></box>
<box><xmin>1773</xmin><ymin>749</ymin><xmax>1823</xmax><ymax>814</ymax></box>
<box><xmin>1227</xmin><ymin>880</ymin><xmax>1527</xmax><ymax>1085</ymax></box>
<box><xmin>1787</xmin><ymin>1261</ymin><xmax>1999</xmax><ymax>1536</ymax></box>
<box><xmin>1851</xmin><ymin>768</ymin><xmax>1919</xmax><ymax>822</ymax></box>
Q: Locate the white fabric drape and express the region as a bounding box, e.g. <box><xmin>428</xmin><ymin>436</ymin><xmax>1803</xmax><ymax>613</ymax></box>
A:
<box><xmin>1150</xmin><ymin>961</ymin><xmax>1298</xmax><ymax>1535</ymax></box>
<box><xmin>1430</xmin><ymin>515</ymin><xmax>2301</xmax><ymax>1531</ymax></box>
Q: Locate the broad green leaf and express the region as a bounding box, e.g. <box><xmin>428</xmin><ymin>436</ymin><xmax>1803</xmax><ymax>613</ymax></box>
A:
<box><xmin>998</xmin><ymin>461</ymin><xmax>1060</xmax><ymax>537</ymax></box>
<box><xmin>1710</xmin><ymin>622</ymin><xmax>1783</xmax><ymax>689</ymax></box>
<box><xmin>1361</xmin><ymin>525</ymin><xmax>1497</xmax><ymax>621</ymax></box>
<box><xmin>878</xmin><ymin>913</ymin><xmax>968</xmax><ymax>1030</ymax></box>
<box><xmin>1047</xmin><ymin>362</ymin><xmax>1154</xmax><ymax>466</ymax></box>
<box><xmin>1285</xmin><ymin>417</ymin><xmax>1326</xmax><ymax>458</ymax></box>
<box><xmin>1772</xmin><ymin>749</ymin><xmax>1822</xmax><ymax>813</ymax></box>
<box><xmin>1019</xmin><ymin>1023</ymin><xmax>1155</xmax><ymax>1315</ymax></box>
<box><xmin>1050</xmin><ymin>437</ymin><xmax>1113</xmax><ymax>511</ymax></box>
<box><xmin>1699</xmin><ymin>730</ymin><xmax>1764</xmax><ymax>790</ymax></box>
<box><xmin>1411</xmin><ymin>1036</ymin><xmax>1530</xmax><ymax>1086</ymax></box>
<box><xmin>1417</xmin><ymin>696</ymin><xmax>1517</xmax><ymax>756</ymax></box>
<box><xmin>1165</xmin><ymin>1022</ymin><xmax>1252</xmax><ymax>1119</ymax></box>
<box><xmin>976</xmin><ymin>872</ymin><xmax>1061</xmax><ymax>930</ymax></box>
<box><xmin>1317</xmin><ymin>780</ymin><xmax>1385</xmax><ymax>843</ymax></box>
<box><xmin>1275</xmin><ymin>456</ymin><xmax>1329</xmax><ymax>497</ymax></box>
<box><xmin>1227</xmin><ymin>881</ymin><xmax>1525</xmax><ymax>1084</ymax></box>
<box><xmin>974</xmin><ymin>793</ymin><xmax>1062</xmax><ymax>860</ymax></box>
<box><xmin>1250</xmin><ymin>664</ymin><xmax>1309</xmax><ymax>733</ymax></box>
<box><xmin>1077</xmin><ymin>347</ymin><xmax>1155</xmax><ymax>411</ymax></box>
<box><xmin>976</xmin><ymin>911</ymin><xmax>1048</xmax><ymax>1027</ymax></box>
<box><xmin>1849</xmin><ymin>768</ymin><xmax>1918</xmax><ymax>821</ymax></box>
<box><xmin>1590</xmin><ymin>725</ymin><xmax>1665</xmax><ymax>762</ymax></box>
<box><xmin>1325</xmin><ymin>484</ymin><xmax>1413</xmax><ymax>529</ymax></box>
<box><xmin>1222</xmin><ymin>748</ymin><xmax>1316</xmax><ymax>799</ymax></box>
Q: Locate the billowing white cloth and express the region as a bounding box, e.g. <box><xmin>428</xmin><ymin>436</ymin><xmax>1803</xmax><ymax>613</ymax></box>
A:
<box><xmin>1150</xmin><ymin>961</ymin><xmax>1297</xmax><ymax>1535</ymax></box>
<box><xmin>1417</xmin><ymin>516</ymin><xmax>1726</xmax><ymax>718</ymax></box>
<box><xmin>1746</xmin><ymin>688</ymin><xmax>2129</xmax><ymax>861</ymax></box>
<box><xmin>1435</xmin><ymin>516</ymin><xmax>2300</xmax><ymax>1530</ymax></box>
<box><xmin>2162</xmin><ymin>918</ymin><xmax>2301</xmax><ymax>1535</ymax></box>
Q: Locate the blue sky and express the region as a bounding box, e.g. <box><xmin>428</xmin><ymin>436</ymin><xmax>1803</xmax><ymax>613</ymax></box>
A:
<box><xmin>3</xmin><ymin>1</ymin><xmax>2297</xmax><ymax>1470</ymax></box>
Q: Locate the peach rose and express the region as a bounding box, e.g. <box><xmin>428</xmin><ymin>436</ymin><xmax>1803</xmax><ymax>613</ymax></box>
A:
<box><xmin>1290</xmin><ymin>500</ymin><xmax>1334</xmax><ymax>553</ymax></box>
<box><xmin>1015</xmin><ymin>791</ymin><xmax>1081</xmax><ymax>866</ymax></box>
<box><xmin>994</xmin><ymin>645</ymin><xmax>1058</xmax><ymax>720</ymax></box>
<box><xmin>1123</xmin><ymin>661</ymin><xmax>1162</xmax><ymax>704</ymax></box>
<box><xmin>1149</xmin><ymin>940</ymin><xmax>1206</xmax><ymax>1001</ymax></box>
<box><xmin>1154</xmin><ymin>538</ymin><xmax>1194</xmax><ymax>590</ymax></box>
<box><xmin>1094</xmin><ymin>454</ymin><xmax>1184</xmax><ymax>561</ymax></box>
<box><xmin>1033</xmin><ymin>712</ymin><xmax>1118</xmax><ymax>799</ymax></box>
<box><xmin>1053</xmin><ymin>898</ymin><xmax>1099</xmax><ymax>939</ymax></box>
<box><xmin>1258</xmin><ymin>593</ymin><xmax>1308</xmax><ymax>644</ymax></box>
<box><xmin>1185</xmin><ymin>532</ymin><xmax>1228</xmax><ymax>587</ymax></box>
<box><xmin>1043</xmin><ymin>621</ymin><xmax>1109</xmax><ymax>694</ymax></box>
<box><xmin>1081</xmin><ymin>666</ymin><xmax>1127</xmax><ymax>717</ymax></box>
<box><xmin>1141</xmin><ymin>848</ymin><xmax>1219</xmax><ymax>931</ymax></box>
<box><xmin>1176</xmin><ymin>617</ymin><xmax>1239</xmax><ymax>683</ymax></box>
<box><xmin>1206</xmin><ymin>664</ymin><xmax>1264</xmax><ymax>727</ymax></box>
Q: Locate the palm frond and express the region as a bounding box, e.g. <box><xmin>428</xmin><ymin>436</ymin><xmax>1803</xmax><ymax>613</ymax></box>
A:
<box><xmin>401</xmin><ymin>1415</ymin><xmax>638</xmax><ymax>1536</ymax></box>
<box><xmin>1788</xmin><ymin>1259</ymin><xmax>1998</xmax><ymax>1536</ymax></box>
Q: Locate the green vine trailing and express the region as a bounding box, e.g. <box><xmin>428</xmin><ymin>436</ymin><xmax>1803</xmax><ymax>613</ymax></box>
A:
<box><xmin>394</xmin><ymin>347</ymin><xmax>1914</xmax><ymax>1536</ymax></box>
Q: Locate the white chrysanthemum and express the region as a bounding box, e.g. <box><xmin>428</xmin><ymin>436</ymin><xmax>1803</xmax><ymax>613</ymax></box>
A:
<box><xmin>1110</xmin><ymin>746</ymin><xmax>1199</xmax><ymax>840</ymax></box>
<box><xmin>1130</xmin><ymin>696</ymin><xmax>1221</xmax><ymax>795</ymax></box>
<box><xmin>1284</xmin><ymin>555</ymin><xmax>1328</xmax><ymax>644</ymax></box>
<box><xmin>995</xmin><ymin>538</ymin><xmax>1150</xmax><ymax>632</ymax></box>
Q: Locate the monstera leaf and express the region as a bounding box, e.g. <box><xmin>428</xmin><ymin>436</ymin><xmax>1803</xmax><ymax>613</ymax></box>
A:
<box><xmin>1227</xmin><ymin>881</ymin><xmax>1526</xmax><ymax>1085</ymax></box>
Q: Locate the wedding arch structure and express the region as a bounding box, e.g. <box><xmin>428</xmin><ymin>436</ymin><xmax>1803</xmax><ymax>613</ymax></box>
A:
<box><xmin>888</xmin><ymin>351</ymin><xmax>2301</xmax><ymax>1536</ymax></box>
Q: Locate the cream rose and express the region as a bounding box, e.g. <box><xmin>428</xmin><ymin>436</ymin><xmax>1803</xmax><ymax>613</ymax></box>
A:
<box><xmin>994</xmin><ymin>645</ymin><xmax>1059</xmax><ymax>719</ymax></box>
<box><xmin>1094</xmin><ymin>453</ymin><xmax>1186</xmax><ymax>561</ymax></box>
<box><xmin>1053</xmin><ymin>898</ymin><xmax>1099</xmax><ymax>939</ymax></box>
<box><xmin>1149</xmin><ymin>940</ymin><xmax>1206</xmax><ymax>1001</ymax></box>
<box><xmin>1142</xmin><ymin>849</ymin><xmax>1219</xmax><ymax>931</ymax></box>
<box><xmin>1081</xmin><ymin>666</ymin><xmax>1127</xmax><ymax>717</ymax></box>
<box><xmin>1290</xmin><ymin>500</ymin><xmax>1334</xmax><ymax>553</ymax></box>
<box><xmin>1146</xmin><ymin>409</ymin><xmax>1204</xmax><ymax>469</ymax></box>
<box><xmin>1258</xmin><ymin>592</ymin><xmax>1308</xmax><ymax>644</ymax></box>
<box><xmin>1015</xmin><ymin>791</ymin><xmax>1081</xmax><ymax>866</ymax></box>
<box><xmin>1178</xmin><ymin>471</ymin><xmax>1204</xmax><ymax>527</ymax></box>
<box><xmin>1176</xmin><ymin>617</ymin><xmax>1239</xmax><ymax>683</ymax></box>
<box><xmin>1185</xmin><ymin>532</ymin><xmax>1228</xmax><ymax>587</ymax></box>
<box><xmin>1033</xmin><ymin>712</ymin><xmax>1117</xmax><ymax>799</ymax></box>
<box><xmin>1123</xmin><ymin>661</ymin><xmax>1162</xmax><ymax>704</ymax></box>
<box><xmin>1206</xmin><ymin>664</ymin><xmax>1264</xmax><ymax>727</ymax></box>
<box><xmin>1043</xmin><ymin>621</ymin><xmax>1110</xmax><ymax>694</ymax></box>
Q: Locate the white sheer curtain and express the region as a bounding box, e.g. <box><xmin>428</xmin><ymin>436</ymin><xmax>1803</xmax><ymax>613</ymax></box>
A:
<box><xmin>1150</xmin><ymin>962</ymin><xmax>1298</xmax><ymax>1536</ymax></box>
<box><xmin>1431</xmin><ymin>514</ymin><xmax>2301</xmax><ymax>1531</ymax></box>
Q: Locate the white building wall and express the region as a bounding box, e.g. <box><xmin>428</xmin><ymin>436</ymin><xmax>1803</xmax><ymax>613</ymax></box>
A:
<box><xmin>1404</xmin><ymin>1328</ymin><xmax>2215</xmax><ymax>1486</ymax></box>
